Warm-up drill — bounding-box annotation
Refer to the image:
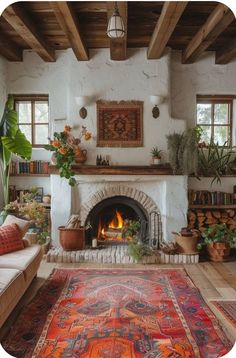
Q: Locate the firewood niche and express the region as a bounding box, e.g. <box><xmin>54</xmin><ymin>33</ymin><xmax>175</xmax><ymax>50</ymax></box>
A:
<box><xmin>188</xmin><ymin>208</ymin><xmax>236</xmax><ymax>232</ymax></box>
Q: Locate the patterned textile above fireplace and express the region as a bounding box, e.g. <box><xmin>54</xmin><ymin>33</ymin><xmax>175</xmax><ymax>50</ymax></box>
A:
<box><xmin>96</xmin><ymin>100</ymin><xmax>143</xmax><ymax>147</ymax></box>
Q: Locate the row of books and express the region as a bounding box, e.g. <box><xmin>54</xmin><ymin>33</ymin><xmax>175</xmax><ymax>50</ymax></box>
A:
<box><xmin>9</xmin><ymin>160</ymin><xmax>50</xmax><ymax>175</ymax></box>
<box><xmin>188</xmin><ymin>189</ymin><xmax>235</xmax><ymax>206</ymax></box>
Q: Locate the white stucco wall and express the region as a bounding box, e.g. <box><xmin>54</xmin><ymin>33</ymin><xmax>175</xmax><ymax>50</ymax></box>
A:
<box><xmin>7</xmin><ymin>48</ymin><xmax>186</xmax><ymax>165</ymax></box>
<box><xmin>171</xmin><ymin>51</ymin><xmax>236</xmax><ymax>145</ymax></box>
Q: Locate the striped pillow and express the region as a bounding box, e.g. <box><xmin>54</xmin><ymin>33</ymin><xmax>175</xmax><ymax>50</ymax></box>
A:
<box><xmin>0</xmin><ymin>224</ymin><xmax>24</xmax><ymax>255</ymax></box>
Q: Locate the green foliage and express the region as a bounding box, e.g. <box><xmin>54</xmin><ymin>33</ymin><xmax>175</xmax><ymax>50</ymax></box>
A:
<box><xmin>166</xmin><ymin>127</ymin><xmax>200</xmax><ymax>175</ymax></box>
<box><xmin>128</xmin><ymin>240</ymin><xmax>153</xmax><ymax>261</ymax></box>
<box><xmin>198</xmin><ymin>141</ymin><xmax>234</xmax><ymax>184</ymax></box>
<box><xmin>197</xmin><ymin>224</ymin><xmax>236</xmax><ymax>250</ymax></box>
<box><xmin>124</xmin><ymin>220</ymin><xmax>141</xmax><ymax>238</ymax></box>
<box><xmin>0</xmin><ymin>95</ymin><xmax>32</xmax><ymax>205</ymax></box>
<box><xmin>150</xmin><ymin>147</ymin><xmax>162</xmax><ymax>158</ymax></box>
<box><xmin>45</xmin><ymin>131</ymin><xmax>76</xmax><ymax>186</ymax></box>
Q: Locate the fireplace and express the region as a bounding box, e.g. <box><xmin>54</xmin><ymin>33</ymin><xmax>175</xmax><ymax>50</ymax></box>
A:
<box><xmin>50</xmin><ymin>174</ymin><xmax>188</xmax><ymax>248</ymax></box>
<box><xmin>85</xmin><ymin>196</ymin><xmax>148</xmax><ymax>245</ymax></box>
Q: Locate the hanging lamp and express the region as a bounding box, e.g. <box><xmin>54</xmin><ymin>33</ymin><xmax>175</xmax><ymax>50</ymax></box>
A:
<box><xmin>107</xmin><ymin>1</ymin><xmax>125</xmax><ymax>38</ymax></box>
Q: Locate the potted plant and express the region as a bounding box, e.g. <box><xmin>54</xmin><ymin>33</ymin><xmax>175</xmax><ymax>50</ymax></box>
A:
<box><xmin>197</xmin><ymin>223</ymin><xmax>236</xmax><ymax>262</ymax></box>
<box><xmin>198</xmin><ymin>140</ymin><xmax>234</xmax><ymax>184</ymax></box>
<box><xmin>0</xmin><ymin>95</ymin><xmax>32</xmax><ymax>209</ymax></box>
<box><xmin>150</xmin><ymin>147</ymin><xmax>162</xmax><ymax>165</ymax></box>
<box><xmin>45</xmin><ymin>125</ymin><xmax>92</xmax><ymax>186</ymax></box>
<box><xmin>166</xmin><ymin>126</ymin><xmax>201</xmax><ymax>175</ymax></box>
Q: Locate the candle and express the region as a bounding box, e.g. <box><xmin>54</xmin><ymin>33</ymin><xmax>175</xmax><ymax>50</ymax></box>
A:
<box><xmin>92</xmin><ymin>238</ymin><xmax>97</xmax><ymax>248</ymax></box>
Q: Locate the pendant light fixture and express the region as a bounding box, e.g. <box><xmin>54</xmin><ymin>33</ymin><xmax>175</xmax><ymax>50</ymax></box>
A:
<box><xmin>107</xmin><ymin>1</ymin><xmax>125</xmax><ymax>38</ymax></box>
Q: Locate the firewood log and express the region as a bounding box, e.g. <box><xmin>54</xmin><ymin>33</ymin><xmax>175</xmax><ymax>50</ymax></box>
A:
<box><xmin>212</xmin><ymin>211</ymin><xmax>221</xmax><ymax>219</ymax></box>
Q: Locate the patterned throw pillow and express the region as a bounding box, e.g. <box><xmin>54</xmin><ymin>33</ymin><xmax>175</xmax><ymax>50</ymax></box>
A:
<box><xmin>0</xmin><ymin>224</ymin><xmax>24</xmax><ymax>255</ymax></box>
<box><xmin>3</xmin><ymin>215</ymin><xmax>31</xmax><ymax>237</ymax></box>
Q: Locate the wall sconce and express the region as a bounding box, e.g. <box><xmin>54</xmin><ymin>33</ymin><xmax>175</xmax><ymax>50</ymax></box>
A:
<box><xmin>75</xmin><ymin>96</ymin><xmax>88</xmax><ymax>119</ymax></box>
<box><xmin>150</xmin><ymin>95</ymin><xmax>164</xmax><ymax>118</ymax></box>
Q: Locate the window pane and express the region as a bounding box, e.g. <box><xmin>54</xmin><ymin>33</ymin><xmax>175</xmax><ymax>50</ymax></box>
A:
<box><xmin>199</xmin><ymin>125</ymin><xmax>212</xmax><ymax>144</ymax></box>
<box><xmin>19</xmin><ymin>124</ymin><xmax>32</xmax><ymax>142</ymax></box>
<box><xmin>197</xmin><ymin>104</ymin><xmax>211</xmax><ymax>124</ymax></box>
<box><xmin>35</xmin><ymin>125</ymin><xmax>49</xmax><ymax>145</ymax></box>
<box><xmin>214</xmin><ymin>126</ymin><xmax>229</xmax><ymax>145</ymax></box>
<box><xmin>35</xmin><ymin>101</ymin><xmax>49</xmax><ymax>123</ymax></box>
<box><xmin>17</xmin><ymin>102</ymin><xmax>31</xmax><ymax>123</ymax></box>
<box><xmin>214</xmin><ymin>103</ymin><xmax>229</xmax><ymax>124</ymax></box>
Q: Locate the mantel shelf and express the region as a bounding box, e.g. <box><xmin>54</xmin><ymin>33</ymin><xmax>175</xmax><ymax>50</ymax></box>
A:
<box><xmin>48</xmin><ymin>165</ymin><xmax>173</xmax><ymax>175</ymax></box>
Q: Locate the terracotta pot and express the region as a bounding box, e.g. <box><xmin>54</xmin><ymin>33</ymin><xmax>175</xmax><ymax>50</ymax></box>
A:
<box><xmin>152</xmin><ymin>157</ymin><xmax>161</xmax><ymax>165</ymax></box>
<box><xmin>58</xmin><ymin>226</ymin><xmax>85</xmax><ymax>251</ymax></box>
<box><xmin>173</xmin><ymin>233</ymin><xmax>199</xmax><ymax>254</ymax></box>
<box><xmin>74</xmin><ymin>150</ymin><xmax>87</xmax><ymax>164</ymax></box>
<box><xmin>207</xmin><ymin>242</ymin><xmax>230</xmax><ymax>262</ymax></box>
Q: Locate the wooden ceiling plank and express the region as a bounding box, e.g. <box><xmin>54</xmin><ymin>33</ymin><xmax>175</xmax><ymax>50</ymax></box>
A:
<box><xmin>2</xmin><ymin>4</ymin><xmax>55</xmax><ymax>62</ymax></box>
<box><xmin>215</xmin><ymin>38</ymin><xmax>236</xmax><ymax>64</ymax></box>
<box><xmin>182</xmin><ymin>3</ymin><xmax>235</xmax><ymax>64</ymax></box>
<box><xmin>107</xmin><ymin>2</ymin><xmax>127</xmax><ymax>61</ymax></box>
<box><xmin>51</xmin><ymin>1</ymin><xmax>88</xmax><ymax>61</ymax></box>
<box><xmin>147</xmin><ymin>1</ymin><xmax>188</xmax><ymax>59</ymax></box>
<box><xmin>0</xmin><ymin>33</ymin><xmax>23</xmax><ymax>61</ymax></box>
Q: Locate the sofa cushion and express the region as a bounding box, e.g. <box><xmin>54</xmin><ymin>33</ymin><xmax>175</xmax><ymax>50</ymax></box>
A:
<box><xmin>0</xmin><ymin>245</ymin><xmax>42</xmax><ymax>284</ymax></box>
<box><xmin>0</xmin><ymin>268</ymin><xmax>25</xmax><ymax>328</ymax></box>
<box><xmin>0</xmin><ymin>224</ymin><xmax>24</xmax><ymax>255</ymax></box>
<box><xmin>3</xmin><ymin>215</ymin><xmax>31</xmax><ymax>237</ymax></box>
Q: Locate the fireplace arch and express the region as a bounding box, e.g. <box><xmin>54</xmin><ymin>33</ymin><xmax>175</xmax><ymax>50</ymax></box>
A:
<box><xmin>85</xmin><ymin>196</ymin><xmax>149</xmax><ymax>244</ymax></box>
<box><xmin>81</xmin><ymin>185</ymin><xmax>162</xmax><ymax>247</ymax></box>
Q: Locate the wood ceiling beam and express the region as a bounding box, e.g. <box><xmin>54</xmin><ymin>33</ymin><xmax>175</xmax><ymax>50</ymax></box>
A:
<box><xmin>182</xmin><ymin>3</ymin><xmax>235</xmax><ymax>64</ymax></box>
<box><xmin>0</xmin><ymin>34</ymin><xmax>23</xmax><ymax>61</ymax></box>
<box><xmin>2</xmin><ymin>4</ymin><xmax>55</xmax><ymax>62</ymax></box>
<box><xmin>147</xmin><ymin>1</ymin><xmax>188</xmax><ymax>59</ymax></box>
<box><xmin>107</xmin><ymin>2</ymin><xmax>127</xmax><ymax>61</ymax></box>
<box><xmin>215</xmin><ymin>38</ymin><xmax>236</xmax><ymax>64</ymax></box>
<box><xmin>51</xmin><ymin>2</ymin><xmax>88</xmax><ymax>61</ymax></box>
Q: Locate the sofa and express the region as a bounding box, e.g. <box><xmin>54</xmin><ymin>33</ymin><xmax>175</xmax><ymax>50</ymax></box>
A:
<box><xmin>0</xmin><ymin>229</ymin><xmax>42</xmax><ymax>328</ymax></box>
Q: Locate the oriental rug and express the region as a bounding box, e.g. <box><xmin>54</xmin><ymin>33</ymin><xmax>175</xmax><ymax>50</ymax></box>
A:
<box><xmin>2</xmin><ymin>268</ymin><xmax>232</xmax><ymax>358</ymax></box>
<box><xmin>211</xmin><ymin>300</ymin><xmax>236</xmax><ymax>327</ymax></box>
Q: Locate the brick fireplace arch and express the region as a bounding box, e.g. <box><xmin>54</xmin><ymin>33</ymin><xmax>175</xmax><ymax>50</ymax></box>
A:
<box><xmin>80</xmin><ymin>185</ymin><xmax>160</xmax><ymax>224</ymax></box>
<box><xmin>80</xmin><ymin>185</ymin><xmax>162</xmax><ymax>247</ymax></box>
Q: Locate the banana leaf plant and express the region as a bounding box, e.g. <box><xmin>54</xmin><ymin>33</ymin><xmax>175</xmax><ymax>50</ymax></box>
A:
<box><xmin>0</xmin><ymin>95</ymin><xmax>32</xmax><ymax>207</ymax></box>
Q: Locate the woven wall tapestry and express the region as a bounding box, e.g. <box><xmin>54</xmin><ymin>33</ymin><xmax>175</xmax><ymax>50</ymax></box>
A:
<box><xmin>97</xmin><ymin>100</ymin><xmax>143</xmax><ymax>147</ymax></box>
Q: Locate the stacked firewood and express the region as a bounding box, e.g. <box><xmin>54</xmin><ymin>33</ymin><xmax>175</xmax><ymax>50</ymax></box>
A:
<box><xmin>188</xmin><ymin>209</ymin><xmax>236</xmax><ymax>232</ymax></box>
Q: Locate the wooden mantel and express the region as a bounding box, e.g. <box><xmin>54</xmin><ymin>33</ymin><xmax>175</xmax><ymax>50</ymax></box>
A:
<box><xmin>48</xmin><ymin>165</ymin><xmax>173</xmax><ymax>175</ymax></box>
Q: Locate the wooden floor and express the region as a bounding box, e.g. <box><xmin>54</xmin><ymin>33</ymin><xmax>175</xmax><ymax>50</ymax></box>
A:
<box><xmin>1</xmin><ymin>260</ymin><xmax>236</xmax><ymax>344</ymax></box>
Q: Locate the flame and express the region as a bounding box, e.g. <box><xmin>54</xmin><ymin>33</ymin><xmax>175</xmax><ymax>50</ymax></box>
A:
<box><xmin>108</xmin><ymin>210</ymin><xmax>123</xmax><ymax>229</ymax></box>
<box><xmin>101</xmin><ymin>228</ymin><xmax>105</xmax><ymax>235</ymax></box>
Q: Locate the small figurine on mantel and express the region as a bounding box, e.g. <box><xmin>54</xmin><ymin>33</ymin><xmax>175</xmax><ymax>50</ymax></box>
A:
<box><xmin>96</xmin><ymin>155</ymin><xmax>110</xmax><ymax>166</ymax></box>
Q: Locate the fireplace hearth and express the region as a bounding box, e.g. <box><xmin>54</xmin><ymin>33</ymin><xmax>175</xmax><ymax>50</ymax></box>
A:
<box><xmin>85</xmin><ymin>196</ymin><xmax>148</xmax><ymax>245</ymax></box>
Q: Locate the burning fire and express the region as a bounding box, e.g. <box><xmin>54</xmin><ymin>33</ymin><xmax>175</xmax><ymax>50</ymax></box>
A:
<box><xmin>108</xmin><ymin>210</ymin><xmax>123</xmax><ymax>229</ymax></box>
<box><xmin>98</xmin><ymin>210</ymin><xmax>125</xmax><ymax>240</ymax></box>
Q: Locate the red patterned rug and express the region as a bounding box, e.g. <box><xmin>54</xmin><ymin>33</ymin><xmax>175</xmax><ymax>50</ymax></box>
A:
<box><xmin>2</xmin><ymin>268</ymin><xmax>232</xmax><ymax>358</ymax></box>
<box><xmin>211</xmin><ymin>300</ymin><xmax>236</xmax><ymax>327</ymax></box>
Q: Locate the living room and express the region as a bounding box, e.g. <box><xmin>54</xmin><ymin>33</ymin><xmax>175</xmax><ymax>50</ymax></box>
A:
<box><xmin>0</xmin><ymin>1</ymin><xmax>236</xmax><ymax>357</ymax></box>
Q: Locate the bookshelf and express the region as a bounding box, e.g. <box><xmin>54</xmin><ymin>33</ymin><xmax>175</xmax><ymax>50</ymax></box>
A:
<box><xmin>10</xmin><ymin>173</ymin><xmax>50</xmax><ymax>177</ymax></box>
<box><xmin>189</xmin><ymin>204</ymin><xmax>236</xmax><ymax>209</ymax></box>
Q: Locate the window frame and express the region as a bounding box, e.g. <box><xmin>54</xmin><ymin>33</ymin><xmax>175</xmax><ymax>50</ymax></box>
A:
<box><xmin>196</xmin><ymin>95</ymin><xmax>235</xmax><ymax>146</ymax></box>
<box><xmin>13</xmin><ymin>94</ymin><xmax>49</xmax><ymax>148</ymax></box>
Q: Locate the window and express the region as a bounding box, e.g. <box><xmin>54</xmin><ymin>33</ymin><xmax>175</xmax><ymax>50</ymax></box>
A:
<box><xmin>14</xmin><ymin>95</ymin><xmax>49</xmax><ymax>147</ymax></box>
<box><xmin>196</xmin><ymin>95</ymin><xmax>234</xmax><ymax>146</ymax></box>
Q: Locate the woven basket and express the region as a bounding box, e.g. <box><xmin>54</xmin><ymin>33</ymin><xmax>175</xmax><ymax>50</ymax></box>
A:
<box><xmin>58</xmin><ymin>226</ymin><xmax>85</xmax><ymax>251</ymax></box>
<box><xmin>173</xmin><ymin>232</ymin><xmax>199</xmax><ymax>254</ymax></box>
